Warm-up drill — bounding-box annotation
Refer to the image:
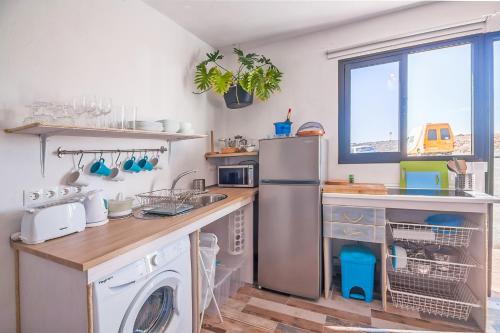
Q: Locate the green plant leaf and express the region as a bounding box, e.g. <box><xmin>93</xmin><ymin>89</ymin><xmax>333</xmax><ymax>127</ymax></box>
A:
<box><xmin>233</xmin><ymin>48</ymin><xmax>244</xmax><ymax>57</ymax></box>
<box><xmin>194</xmin><ymin>62</ymin><xmax>213</xmax><ymax>92</ymax></box>
<box><xmin>206</xmin><ymin>50</ymin><xmax>223</xmax><ymax>63</ymax></box>
<box><xmin>210</xmin><ymin>68</ymin><xmax>233</xmax><ymax>94</ymax></box>
<box><xmin>194</xmin><ymin>47</ymin><xmax>283</xmax><ymax>100</ymax></box>
<box><xmin>238</xmin><ymin>72</ymin><xmax>253</xmax><ymax>94</ymax></box>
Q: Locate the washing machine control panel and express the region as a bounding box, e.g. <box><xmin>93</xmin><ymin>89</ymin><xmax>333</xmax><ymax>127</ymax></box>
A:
<box><xmin>146</xmin><ymin>237</ymin><xmax>190</xmax><ymax>272</ymax></box>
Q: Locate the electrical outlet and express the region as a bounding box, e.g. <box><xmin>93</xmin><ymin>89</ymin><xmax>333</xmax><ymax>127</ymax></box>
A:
<box><xmin>71</xmin><ymin>186</ymin><xmax>83</xmax><ymax>194</ymax></box>
<box><xmin>23</xmin><ymin>189</ymin><xmax>44</xmax><ymax>208</ymax></box>
<box><xmin>45</xmin><ymin>187</ymin><xmax>59</xmax><ymax>200</ymax></box>
<box><xmin>25</xmin><ymin>189</ymin><xmax>43</xmax><ymax>201</ymax></box>
<box><xmin>59</xmin><ymin>186</ymin><xmax>71</xmax><ymax>197</ymax></box>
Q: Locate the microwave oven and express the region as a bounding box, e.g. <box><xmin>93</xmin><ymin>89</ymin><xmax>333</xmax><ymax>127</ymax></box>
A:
<box><xmin>218</xmin><ymin>164</ymin><xmax>258</xmax><ymax>188</ymax></box>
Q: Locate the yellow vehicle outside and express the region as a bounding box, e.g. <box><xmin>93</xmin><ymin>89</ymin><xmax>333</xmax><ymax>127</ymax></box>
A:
<box><xmin>407</xmin><ymin>123</ymin><xmax>455</xmax><ymax>155</ymax></box>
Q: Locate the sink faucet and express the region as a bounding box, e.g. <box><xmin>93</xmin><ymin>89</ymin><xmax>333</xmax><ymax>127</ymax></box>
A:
<box><xmin>170</xmin><ymin>170</ymin><xmax>198</xmax><ymax>190</ymax></box>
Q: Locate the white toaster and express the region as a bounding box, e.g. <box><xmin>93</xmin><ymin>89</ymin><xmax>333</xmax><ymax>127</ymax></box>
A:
<box><xmin>16</xmin><ymin>201</ymin><xmax>86</xmax><ymax>244</ymax></box>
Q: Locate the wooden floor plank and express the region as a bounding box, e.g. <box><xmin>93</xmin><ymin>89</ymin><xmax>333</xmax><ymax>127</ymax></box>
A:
<box><xmin>221</xmin><ymin>304</ymin><xmax>278</xmax><ymax>332</ymax></box>
<box><xmin>275</xmin><ymin>322</ymin><xmax>317</xmax><ymax>333</ymax></box>
<box><xmin>242</xmin><ymin>304</ymin><xmax>325</xmax><ymax>333</ymax></box>
<box><xmin>371</xmin><ymin>309</ymin><xmax>472</xmax><ymax>332</ymax></box>
<box><xmin>203</xmin><ymin>314</ymin><xmax>272</xmax><ymax>333</ymax></box>
<box><xmin>239</xmin><ymin>284</ymin><xmax>290</xmax><ymax>304</ymax></box>
<box><xmin>202</xmin><ymin>285</ymin><xmax>488</xmax><ymax>333</ymax></box>
<box><xmin>248</xmin><ymin>297</ymin><xmax>327</xmax><ymax>324</ymax></box>
<box><xmin>287</xmin><ymin>297</ymin><xmax>371</xmax><ymax>325</ymax></box>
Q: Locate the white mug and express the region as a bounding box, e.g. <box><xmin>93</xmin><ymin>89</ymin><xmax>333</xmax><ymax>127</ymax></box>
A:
<box><xmin>67</xmin><ymin>168</ymin><xmax>91</xmax><ymax>187</ymax></box>
<box><xmin>178</xmin><ymin>121</ymin><xmax>193</xmax><ymax>133</ymax></box>
<box><xmin>107</xmin><ymin>156</ymin><xmax>125</xmax><ymax>182</ymax></box>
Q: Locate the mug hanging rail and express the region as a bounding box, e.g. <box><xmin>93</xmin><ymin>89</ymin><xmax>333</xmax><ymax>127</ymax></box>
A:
<box><xmin>56</xmin><ymin>146</ymin><xmax>168</xmax><ymax>158</ymax></box>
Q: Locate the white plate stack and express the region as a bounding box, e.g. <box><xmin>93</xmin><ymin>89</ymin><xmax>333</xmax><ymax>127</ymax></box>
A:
<box><xmin>127</xmin><ymin>121</ymin><xmax>163</xmax><ymax>132</ymax></box>
<box><xmin>156</xmin><ymin>119</ymin><xmax>179</xmax><ymax>133</ymax></box>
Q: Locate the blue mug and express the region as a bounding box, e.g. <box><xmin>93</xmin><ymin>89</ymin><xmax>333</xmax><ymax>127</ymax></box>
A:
<box><xmin>90</xmin><ymin>158</ymin><xmax>112</xmax><ymax>177</ymax></box>
<box><xmin>138</xmin><ymin>156</ymin><xmax>153</xmax><ymax>171</ymax></box>
<box><xmin>123</xmin><ymin>156</ymin><xmax>141</xmax><ymax>173</ymax></box>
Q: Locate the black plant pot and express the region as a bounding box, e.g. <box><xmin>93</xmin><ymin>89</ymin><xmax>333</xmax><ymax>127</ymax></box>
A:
<box><xmin>223</xmin><ymin>85</ymin><xmax>253</xmax><ymax>109</ymax></box>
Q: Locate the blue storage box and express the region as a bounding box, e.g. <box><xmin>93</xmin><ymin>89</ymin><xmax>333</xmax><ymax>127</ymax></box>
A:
<box><xmin>339</xmin><ymin>244</ymin><xmax>376</xmax><ymax>302</ymax></box>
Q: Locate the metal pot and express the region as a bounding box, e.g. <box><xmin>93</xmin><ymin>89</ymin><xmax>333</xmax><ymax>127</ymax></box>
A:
<box><xmin>424</xmin><ymin>245</ymin><xmax>460</xmax><ymax>263</ymax></box>
<box><xmin>424</xmin><ymin>245</ymin><xmax>460</xmax><ymax>272</ymax></box>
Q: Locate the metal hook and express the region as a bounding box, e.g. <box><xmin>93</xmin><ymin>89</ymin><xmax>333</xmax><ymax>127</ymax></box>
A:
<box><xmin>99</xmin><ymin>151</ymin><xmax>103</xmax><ymax>160</ymax></box>
<box><xmin>115</xmin><ymin>151</ymin><xmax>121</xmax><ymax>165</ymax></box>
<box><xmin>77</xmin><ymin>152</ymin><xmax>84</xmax><ymax>170</ymax></box>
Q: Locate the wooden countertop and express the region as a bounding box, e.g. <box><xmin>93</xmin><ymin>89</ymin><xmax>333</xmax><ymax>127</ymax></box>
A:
<box><xmin>11</xmin><ymin>187</ymin><xmax>258</xmax><ymax>271</ymax></box>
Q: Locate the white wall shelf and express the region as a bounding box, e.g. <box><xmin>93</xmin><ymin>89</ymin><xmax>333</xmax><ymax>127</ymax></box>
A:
<box><xmin>4</xmin><ymin>122</ymin><xmax>207</xmax><ymax>141</ymax></box>
<box><xmin>4</xmin><ymin>122</ymin><xmax>207</xmax><ymax>176</ymax></box>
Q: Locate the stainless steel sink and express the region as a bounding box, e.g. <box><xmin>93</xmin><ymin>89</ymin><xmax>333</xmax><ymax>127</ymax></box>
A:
<box><xmin>189</xmin><ymin>193</ymin><xmax>228</xmax><ymax>208</ymax></box>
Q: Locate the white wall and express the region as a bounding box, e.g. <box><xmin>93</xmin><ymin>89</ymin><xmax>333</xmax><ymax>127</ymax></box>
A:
<box><xmin>0</xmin><ymin>0</ymin><xmax>223</xmax><ymax>330</ymax></box>
<box><xmin>219</xmin><ymin>1</ymin><xmax>500</xmax><ymax>185</ymax></box>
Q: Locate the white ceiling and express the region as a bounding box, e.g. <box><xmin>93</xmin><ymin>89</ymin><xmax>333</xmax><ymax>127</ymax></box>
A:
<box><xmin>144</xmin><ymin>1</ymin><xmax>423</xmax><ymax>48</ymax></box>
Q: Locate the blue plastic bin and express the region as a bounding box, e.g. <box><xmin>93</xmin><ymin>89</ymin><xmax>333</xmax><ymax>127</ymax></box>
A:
<box><xmin>339</xmin><ymin>244</ymin><xmax>376</xmax><ymax>303</ymax></box>
<box><xmin>274</xmin><ymin>121</ymin><xmax>292</xmax><ymax>137</ymax></box>
<box><xmin>425</xmin><ymin>213</ymin><xmax>464</xmax><ymax>235</ymax></box>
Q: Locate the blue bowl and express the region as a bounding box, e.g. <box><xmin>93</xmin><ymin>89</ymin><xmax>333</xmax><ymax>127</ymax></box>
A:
<box><xmin>425</xmin><ymin>214</ymin><xmax>465</xmax><ymax>234</ymax></box>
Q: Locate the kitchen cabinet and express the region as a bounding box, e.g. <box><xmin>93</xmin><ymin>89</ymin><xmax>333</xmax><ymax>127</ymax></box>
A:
<box><xmin>322</xmin><ymin>190</ymin><xmax>496</xmax><ymax>332</ymax></box>
<box><xmin>11</xmin><ymin>187</ymin><xmax>257</xmax><ymax>333</ymax></box>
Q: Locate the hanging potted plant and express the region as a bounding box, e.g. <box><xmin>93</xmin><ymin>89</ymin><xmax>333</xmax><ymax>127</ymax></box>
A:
<box><xmin>194</xmin><ymin>48</ymin><xmax>283</xmax><ymax>109</ymax></box>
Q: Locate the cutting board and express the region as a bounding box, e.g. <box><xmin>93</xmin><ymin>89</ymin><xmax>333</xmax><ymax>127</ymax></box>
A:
<box><xmin>323</xmin><ymin>183</ymin><xmax>388</xmax><ymax>195</ymax></box>
<box><xmin>325</xmin><ymin>179</ymin><xmax>349</xmax><ymax>185</ymax></box>
<box><xmin>400</xmin><ymin>161</ymin><xmax>448</xmax><ymax>189</ymax></box>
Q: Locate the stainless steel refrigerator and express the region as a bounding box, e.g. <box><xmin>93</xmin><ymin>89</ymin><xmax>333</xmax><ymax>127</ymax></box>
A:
<box><xmin>258</xmin><ymin>136</ymin><xmax>327</xmax><ymax>299</ymax></box>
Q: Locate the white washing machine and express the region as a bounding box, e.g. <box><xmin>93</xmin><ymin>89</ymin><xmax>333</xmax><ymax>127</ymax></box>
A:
<box><xmin>93</xmin><ymin>236</ymin><xmax>192</xmax><ymax>333</ymax></box>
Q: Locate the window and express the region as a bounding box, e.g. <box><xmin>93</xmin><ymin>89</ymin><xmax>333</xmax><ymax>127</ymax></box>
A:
<box><xmin>440</xmin><ymin>128</ymin><xmax>450</xmax><ymax>140</ymax></box>
<box><xmin>349</xmin><ymin>60</ymin><xmax>399</xmax><ymax>154</ymax></box>
<box><xmin>427</xmin><ymin>129</ymin><xmax>437</xmax><ymax>141</ymax></box>
<box><xmin>339</xmin><ymin>35</ymin><xmax>489</xmax><ymax>164</ymax></box>
<box><xmin>407</xmin><ymin>44</ymin><xmax>472</xmax><ymax>157</ymax></box>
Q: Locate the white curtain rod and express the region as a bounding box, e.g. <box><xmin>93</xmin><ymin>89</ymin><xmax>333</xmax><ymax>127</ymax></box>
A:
<box><xmin>326</xmin><ymin>16</ymin><xmax>488</xmax><ymax>60</ymax></box>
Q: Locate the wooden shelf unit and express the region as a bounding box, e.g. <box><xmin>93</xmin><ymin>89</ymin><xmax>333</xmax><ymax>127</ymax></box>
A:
<box><xmin>4</xmin><ymin>122</ymin><xmax>207</xmax><ymax>141</ymax></box>
<box><xmin>205</xmin><ymin>151</ymin><xmax>258</xmax><ymax>159</ymax></box>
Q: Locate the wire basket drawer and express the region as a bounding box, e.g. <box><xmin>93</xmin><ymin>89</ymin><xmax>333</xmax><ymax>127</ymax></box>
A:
<box><xmin>387</xmin><ymin>248</ymin><xmax>477</xmax><ymax>282</ymax></box>
<box><xmin>388</xmin><ymin>273</ymin><xmax>479</xmax><ymax>321</ymax></box>
<box><xmin>387</xmin><ymin>220</ymin><xmax>479</xmax><ymax>247</ymax></box>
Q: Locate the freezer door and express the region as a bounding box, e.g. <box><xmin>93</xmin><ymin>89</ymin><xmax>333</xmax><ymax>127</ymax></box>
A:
<box><xmin>258</xmin><ymin>184</ymin><xmax>321</xmax><ymax>299</ymax></box>
<box><xmin>259</xmin><ymin>136</ymin><xmax>321</xmax><ymax>181</ymax></box>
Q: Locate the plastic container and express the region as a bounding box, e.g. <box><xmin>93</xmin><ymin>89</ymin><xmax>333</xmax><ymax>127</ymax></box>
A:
<box><xmin>274</xmin><ymin>121</ymin><xmax>292</xmax><ymax>137</ymax></box>
<box><xmin>199</xmin><ymin>233</ymin><xmax>220</xmax><ymax>311</ymax></box>
<box><xmin>425</xmin><ymin>214</ymin><xmax>464</xmax><ymax>235</ymax></box>
<box><xmin>339</xmin><ymin>244</ymin><xmax>376</xmax><ymax>302</ymax></box>
<box><xmin>205</xmin><ymin>251</ymin><xmax>245</xmax><ymax>315</ymax></box>
<box><xmin>206</xmin><ymin>266</ymin><xmax>232</xmax><ymax>315</ymax></box>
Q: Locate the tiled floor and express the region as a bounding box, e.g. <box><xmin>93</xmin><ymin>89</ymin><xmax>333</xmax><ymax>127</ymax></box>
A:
<box><xmin>202</xmin><ymin>284</ymin><xmax>499</xmax><ymax>333</ymax></box>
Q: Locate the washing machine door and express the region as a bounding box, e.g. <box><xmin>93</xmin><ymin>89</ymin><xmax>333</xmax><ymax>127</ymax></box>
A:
<box><xmin>120</xmin><ymin>270</ymin><xmax>183</xmax><ymax>333</ymax></box>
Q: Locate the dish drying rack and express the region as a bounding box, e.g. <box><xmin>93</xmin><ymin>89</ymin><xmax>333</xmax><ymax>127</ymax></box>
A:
<box><xmin>386</xmin><ymin>218</ymin><xmax>481</xmax><ymax>320</ymax></box>
<box><xmin>136</xmin><ymin>189</ymin><xmax>203</xmax><ymax>216</ymax></box>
